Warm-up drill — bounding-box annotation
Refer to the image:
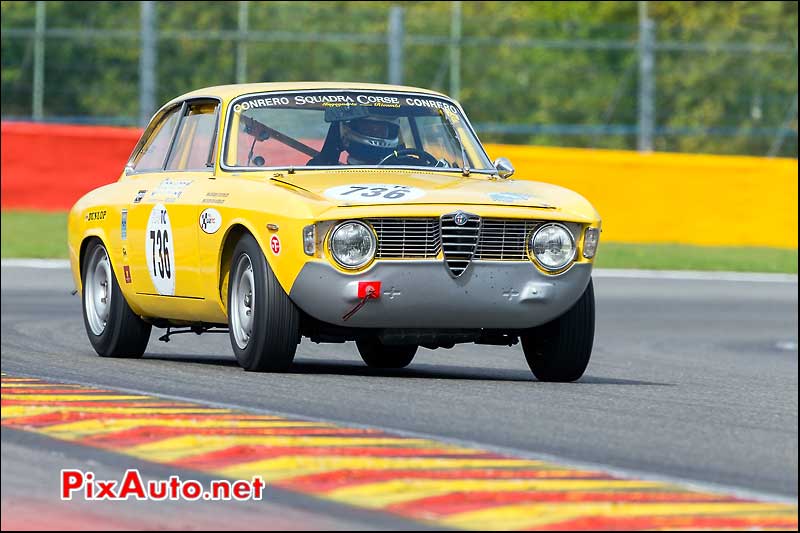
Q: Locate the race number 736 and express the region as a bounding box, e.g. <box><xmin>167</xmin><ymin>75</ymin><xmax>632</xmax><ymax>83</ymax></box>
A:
<box><xmin>149</xmin><ymin>211</ymin><xmax>171</xmax><ymax>280</ymax></box>
<box><xmin>145</xmin><ymin>204</ymin><xmax>176</xmax><ymax>296</ymax></box>
<box><xmin>340</xmin><ymin>185</ymin><xmax>410</xmax><ymax>199</ymax></box>
<box><xmin>324</xmin><ymin>184</ymin><xmax>425</xmax><ymax>203</ymax></box>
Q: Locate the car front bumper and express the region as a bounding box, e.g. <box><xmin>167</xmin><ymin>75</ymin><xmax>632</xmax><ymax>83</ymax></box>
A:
<box><xmin>288</xmin><ymin>260</ymin><xmax>592</xmax><ymax>329</ymax></box>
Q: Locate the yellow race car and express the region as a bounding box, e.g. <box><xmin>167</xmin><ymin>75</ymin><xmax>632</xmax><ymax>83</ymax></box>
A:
<box><xmin>68</xmin><ymin>82</ymin><xmax>601</xmax><ymax>381</ymax></box>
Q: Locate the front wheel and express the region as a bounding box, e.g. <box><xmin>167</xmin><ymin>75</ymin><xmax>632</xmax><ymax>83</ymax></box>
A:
<box><xmin>521</xmin><ymin>278</ymin><xmax>595</xmax><ymax>382</ymax></box>
<box><xmin>81</xmin><ymin>240</ymin><xmax>151</xmax><ymax>357</ymax></box>
<box><xmin>227</xmin><ymin>233</ymin><xmax>300</xmax><ymax>372</ymax></box>
<box><xmin>356</xmin><ymin>337</ymin><xmax>418</xmax><ymax>369</ymax></box>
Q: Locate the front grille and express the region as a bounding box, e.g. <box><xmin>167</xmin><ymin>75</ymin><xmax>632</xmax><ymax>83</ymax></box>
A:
<box><xmin>440</xmin><ymin>211</ymin><xmax>481</xmax><ymax>277</ymax></box>
<box><xmin>475</xmin><ymin>219</ymin><xmax>540</xmax><ymax>260</ymax></box>
<box><xmin>365</xmin><ymin>217</ymin><xmax>571</xmax><ymax>269</ymax></box>
<box><xmin>368</xmin><ymin>218</ymin><xmax>440</xmax><ymax>259</ymax></box>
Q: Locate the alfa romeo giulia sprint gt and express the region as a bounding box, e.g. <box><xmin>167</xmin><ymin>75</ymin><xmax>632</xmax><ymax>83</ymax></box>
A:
<box><xmin>68</xmin><ymin>82</ymin><xmax>601</xmax><ymax>381</ymax></box>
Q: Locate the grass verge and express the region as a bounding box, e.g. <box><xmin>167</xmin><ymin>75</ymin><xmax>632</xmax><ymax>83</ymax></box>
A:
<box><xmin>595</xmin><ymin>242</ymin><xmax>797</xmax><ymax>273</ymax></box>
<box><xmin>1</xmin><ymin>210</ymin><xmax>797</xmax><ymax>273</ymax></box>
<box><xmin>2</xmin><ymin>210</ymin><xmax>69</xmax><ymax>259</ymax></box>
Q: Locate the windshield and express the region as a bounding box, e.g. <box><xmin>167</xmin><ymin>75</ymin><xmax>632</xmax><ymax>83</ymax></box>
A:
<box><xmin>223</xmin><ymin>91</ymin><xmax>493</xmax><ymax>171</ymax></box>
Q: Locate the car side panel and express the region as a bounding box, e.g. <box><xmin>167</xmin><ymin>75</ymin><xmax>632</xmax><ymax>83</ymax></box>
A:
<box><xmin>125</xmin><ymin>173</ymin><xmax>204</xmax><ymax>300</ymax></box>
<box><xmin>69</xmin><ymin>174</ymin><xmax>207</xmax><ymax>322</ymax></box>
<box><xmin>69</xmin><ymin>178</ymin><xmax>147</xmax><ymax>316</ymax></box>
<box><xmin>189</xmin><ymin>176</ymin><xmax>325</xmax><ymax>324</ymax></box>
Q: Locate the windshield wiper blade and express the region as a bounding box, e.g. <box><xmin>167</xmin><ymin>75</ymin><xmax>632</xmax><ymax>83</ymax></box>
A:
<box><xmin>439</xmin><ymin>109</ymin><xmax>470</xmax><ymax>177</ymax></box>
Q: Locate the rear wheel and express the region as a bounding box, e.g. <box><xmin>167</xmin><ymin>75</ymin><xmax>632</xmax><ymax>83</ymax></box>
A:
<box><xmin>81</xmin><ymin>240</ymin><xmax>151</xmax><ymax>357</ymax></box>
<box><xmin>521</xmin><ymin>278</ymin><xmax>595</xmax><ymax>382</ymax></box>
<box><xmin>227</xmin><ymin>233</ymin><xmax>300</xmax><ymax>371</ymax></box>
<box><xmin>356</xmin><ymin>337</ymin><xmax>418</xmax><ymax>369</ymax></box>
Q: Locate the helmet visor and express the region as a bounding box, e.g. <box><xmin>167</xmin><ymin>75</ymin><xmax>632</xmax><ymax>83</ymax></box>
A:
<box><xmin>349</xmin><ymin>119</ymin><xmax>399</xmax><ymax>140</ymax></box>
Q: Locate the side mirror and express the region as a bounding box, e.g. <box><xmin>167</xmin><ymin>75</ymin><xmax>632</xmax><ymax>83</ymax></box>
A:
<box><xmin>493</xmin><ymin>157</ymin><xmax>515</xmax><ymax>179</ymax></box>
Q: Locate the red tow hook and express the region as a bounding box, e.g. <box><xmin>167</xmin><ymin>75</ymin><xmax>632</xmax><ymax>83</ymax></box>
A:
<box><xmin>342</xmin><ymin>281</ymin><xmax>381</xmax><ymax>321</ymax></box>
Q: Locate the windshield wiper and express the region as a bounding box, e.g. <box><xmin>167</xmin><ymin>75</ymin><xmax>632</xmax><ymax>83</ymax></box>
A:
<box><xmin>438</xmin><ymin>109</ymin><xmax>470</xmax><ymax>177</ymax></box>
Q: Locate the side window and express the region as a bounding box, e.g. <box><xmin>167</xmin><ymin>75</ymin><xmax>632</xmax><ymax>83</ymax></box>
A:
<box><xmin>166</xmin><ymin>102</ymin><xmax>219</xmax><ymax>171</ymax></box>
<box><xmin>132</xmin><ymin>107</ymin><xmax>181</xmax><ymax>171</ymax></box>
<box><xmin>397</xmin><ymin>117</ymin><xmax>415</xmax><ymax>149</ymax></box>
<box><xmin>414</xmin><ymin>115</ymin><xmax>458</xmax><ymax>162</ymax></box>
<box><xmin>416</xmin><ymin>116</ymin><xmax>455</xmax><ymax>160</ymax></box>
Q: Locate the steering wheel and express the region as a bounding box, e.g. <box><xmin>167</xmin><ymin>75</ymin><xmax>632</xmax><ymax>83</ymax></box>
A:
<box><xmin>377</xmin><ymin>148</ymin><xmax>439</xmax><ymax>167</ymax></box>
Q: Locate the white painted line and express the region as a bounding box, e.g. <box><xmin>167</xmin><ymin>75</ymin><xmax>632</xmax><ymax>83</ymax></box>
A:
<box><xmin>1</xmin><ymin>259</ymin><xmax>70</xmax><ymax>269</ymax></box>
<box><xmin>593</xmin><ymin>268</ymin><xmax>798</xmax><ymax>283</ymax></box>
<box><xmin>775</xmin><ymin>341</ymin><xmax>798</xmax><ymax>352</ymax></box>
<box><xmin>2</xmin><ymin>259</ymin><xmax>797</xmax><ymax>283</ymax></box>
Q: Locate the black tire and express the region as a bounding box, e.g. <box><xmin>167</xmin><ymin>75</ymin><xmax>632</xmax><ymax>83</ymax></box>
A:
<box><xmin>81</xmin><ymin>239</ymin><xmax>151</xmax><ymax>358</ymax></box>
<box><xmin>356</xmin><ymin>337</ymin><xmax>418</xmax><ymax>369</ymax></box>
<box><xmin>227</xmin><ymin>233</ymin><xmax>299</xmax><ymax>372</ymax></box>
<box><xmin>521</xmin><ymin>278</ymin><xmax>595</xmax><ymax>382</ymax></box>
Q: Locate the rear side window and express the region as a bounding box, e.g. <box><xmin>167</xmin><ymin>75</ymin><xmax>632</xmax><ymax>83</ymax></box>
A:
<box><xmin>166</xmin><ymin>102</ymin><xmax>219</xmax><ymax>171</ymax></box>
<box><xmin>132</xmin><ymin>107</ymin><xmax>181</xmax><ymax>171</ymax></box>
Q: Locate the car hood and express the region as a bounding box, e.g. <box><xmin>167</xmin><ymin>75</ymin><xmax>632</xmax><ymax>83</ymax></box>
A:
<box><xmin>271</xmin><ymin>169</ymin><xmax>583</xmax><ymax>211</ymax></box>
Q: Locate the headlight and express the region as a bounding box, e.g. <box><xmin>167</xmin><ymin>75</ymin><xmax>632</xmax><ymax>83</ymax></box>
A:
<box><xmin>530</xmin><ymin>223</ymin><xmax>576</xmax><ymax>271</ymax></box>
<box><xmin>329</xmin><ymin>220</ymin><xmax>376</xmax><ymax>269</ymax></box>
<box><xmin>583</xmin><ymin>227</ymin><xmax>599</xmax><ymax>258</ymax></box>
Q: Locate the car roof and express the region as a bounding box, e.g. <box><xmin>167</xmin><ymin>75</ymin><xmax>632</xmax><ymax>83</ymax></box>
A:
<box><xmin>168</xmin><ymin>82</ymin><xmax>450</xmax><ymax>106</ymax></box>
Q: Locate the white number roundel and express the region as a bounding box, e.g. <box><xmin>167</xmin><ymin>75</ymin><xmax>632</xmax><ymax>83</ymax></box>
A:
<box><xmin>145</xmin><ymin>204</ymin><xmax>176</xmax><ymax>296</ymax></box>
<box><xmin>324</xmin><ymin>184</ymin><xmax>425</xmax><ymax>203</ymax></box>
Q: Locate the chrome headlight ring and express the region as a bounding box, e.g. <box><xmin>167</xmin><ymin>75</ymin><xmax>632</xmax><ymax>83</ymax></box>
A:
<box><xmin>328</xmin><ymin>220</ymin><xmax>377</xmax><ymax>270</ymax></box>
<box><xmin>530</xmin><ymin>222</ymin><xmax>577</xmax><ymax>272</ymax></box>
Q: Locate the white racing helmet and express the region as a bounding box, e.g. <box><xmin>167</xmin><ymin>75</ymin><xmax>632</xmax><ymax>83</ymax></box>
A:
<box><xmin>340</xmin><ymin>116</ymin><xmax>401</xmax><ymax>164</ymax></box>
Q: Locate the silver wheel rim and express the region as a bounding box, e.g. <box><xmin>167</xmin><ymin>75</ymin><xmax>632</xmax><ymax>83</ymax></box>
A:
<box><xmin>230</xmin><ymin>253</ymin><xmax>255</xmax><ymax>349</ymax></box>
<box><xmin>85</xmin><ymin>246</ymin><xmax>112</xmax><ymax>335</ymax></box>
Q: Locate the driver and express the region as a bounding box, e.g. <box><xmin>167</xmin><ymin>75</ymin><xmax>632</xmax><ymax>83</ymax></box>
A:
<box><xmin>339</xmin><ymin>116</ymin><xmax>401</xmax><ymax>165</ymax></box>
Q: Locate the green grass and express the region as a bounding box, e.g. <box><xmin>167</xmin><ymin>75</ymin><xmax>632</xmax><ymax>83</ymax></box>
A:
<box><xmin>1</xmin><ymin>211</ymin><xmax>69</xmax><ymax>259</ymax></box>
<box><xmin>596</xmin><ymin>242</ymin><xmax>797</xmax><ymax>273</ymax></box>
<box><xmin>1</xmin><ymin>210</ymin><xmax>797</xmax><ymax>273</ymax></box>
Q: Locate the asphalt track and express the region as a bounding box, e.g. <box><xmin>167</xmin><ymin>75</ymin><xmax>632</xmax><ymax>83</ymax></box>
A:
<box><xmin>1</xmin><ymin>263</ymin><xmax>797</xmax><ymax>529</ymax></box>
